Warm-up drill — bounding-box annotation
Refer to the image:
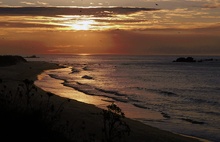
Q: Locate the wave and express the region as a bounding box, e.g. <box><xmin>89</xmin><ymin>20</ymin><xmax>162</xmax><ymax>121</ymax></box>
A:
<box><xmin>47</xmin><ymin>74</ymin><xmax>142</xmax><ymax>104</ymax></box>
<box><xmin>193</xmin><ymin>86</ymin><xmax>220</xmax><ymax>92</ymax></box>
<box><xmin>48</xmin><ymin>74</ymin><xmax>67</xmax><ymax>82</ymax></box>
<box><xmin>130</xmin><ymin>87</ymin><xmax>179</xmax><ymax>97</ymax></box>
<box><xmin>82</xmin><ymin>75</ymin><xmax>93</xmax><ymax>80</ymax></box>
<box><xmin>133</xmin><ymin>87</ymin><xmax>148</xmax><ymax>91</ymax></box>
<box><xmin>131</xmin><ymin>86</ymin><xmax>176</xmax><ymax>96</ymax></box>
<box><xmin>71</xmin><ymin>68</ymin><xmax>80</xmax><ymax>73</ymax></box>
<box><xmin>159</xmin><ymin>91</ymin><xmax>178</xmax><ymax>96</ymax></box>
<box><xmin>202</xmin><ymin>111</ymin><xmax>220</xmax><ymax>116</ymax></box>
<box><xmin>63</xmin><ymin>82</ymin><xmax>97</xmax><ymax>96</ymax></box>
<box><xmin>133</xmin><ymin>103</ymin><xmax>150</xmax><ymax>109</ymax></box>
<box><xmin>133</xmin><ymin>103</ymin><xmax>171</xmax><ymax>119</ymax></box>
<box><xmin>160</xmin><ymin>112</ymin><xmax>171</xmax><ymax>119</ymax></box>
<box><xmin>180</xmin><ymin>118</ymin><xmax>205</xmax><ymax>125</ymax></box>
<box><xmin>110</xmin><ymin>97</ymin><xmax>128</xmax><ymax>103</ymax></box>
<box><xmin>62</xmin><ymin>81</ymin><xmax>130</xmax><ymax>103</ymax></box>
<box><xmin>95</xmin><ymin>88</ymin><xmax>127</xmax><ymax>96</ymax></box>
<box><xmin>147</xmin><ymin>89</ymin><xmax>178</xmax><ymax>97</ymax></box>
<box><xmin>127</xmin><ymin>97</ymin><xmax>141</xmax><ymax>103</ymax></box>
<box><xmin>83</xmin><ymin>66</ymin><xmax>90</xmax><ymax>71</ymax></box>
<box><xmin>101</xmin><ymin>99</ymin><xmax>114</xmax><ymax>103</ymax></box>
<box><xmin>187</xmin><ymin>97</ymin><xmax>220</xmax><ymax>106</ymax></box>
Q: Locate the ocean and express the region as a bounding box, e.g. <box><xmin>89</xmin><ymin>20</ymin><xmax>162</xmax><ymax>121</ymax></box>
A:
<box><xmin>28</xmin><ymin>55</ymin><xmax>220</xmax><ymax>141</ymax></box>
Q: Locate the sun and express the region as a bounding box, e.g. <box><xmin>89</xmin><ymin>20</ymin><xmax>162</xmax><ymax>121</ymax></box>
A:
<box><xmin>70</xmin><ymin>20</ymin><xmax>95</xmax><ymax>30</ymax></box>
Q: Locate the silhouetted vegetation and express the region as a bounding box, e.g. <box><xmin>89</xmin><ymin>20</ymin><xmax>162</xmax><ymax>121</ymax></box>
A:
<box><xmin>0</xmin><ymin>55</ymin><xmax>27</xmax><ymax>66</ymax></box>
<box><xmin>0</xmin><ymin>79</ymin><xmax>72</xmax><ymax>141</ymax></box>
<box><xmin>102</xmin><ymin>103</ymin><xmax>130</xmax><ymax>142</ymax></box>
<box><xmin>0</xmin><ymin>78</ymin><xmax>130</xmax><ymax>142</ymax></box>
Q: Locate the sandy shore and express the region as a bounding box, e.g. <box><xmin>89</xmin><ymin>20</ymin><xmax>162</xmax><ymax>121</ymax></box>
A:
<box><xmin>0</xmin><ymin>61</ymin><xmax>203</xmax><ymax>142</ymax></box>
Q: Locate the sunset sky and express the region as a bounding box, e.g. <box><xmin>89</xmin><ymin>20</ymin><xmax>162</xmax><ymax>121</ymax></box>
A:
<box><xmin>0</xmin><ymin>0</ymin><xmax>220</xmax><ymax>55</ymax></box>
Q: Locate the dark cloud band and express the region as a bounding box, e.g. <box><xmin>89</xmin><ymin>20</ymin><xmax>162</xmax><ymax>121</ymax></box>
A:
<box><xmin>0</xmin><ymin>7</ymin><xmax>159</xmax><ymax>16</ymax></box>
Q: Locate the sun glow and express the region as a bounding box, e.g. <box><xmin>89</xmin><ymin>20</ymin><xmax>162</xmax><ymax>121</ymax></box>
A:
<box><xmin>70</xmin><ymin>20</ymin><xmax>95</xmax><ymax>30</ymax></box>
<box><xmin>78</xmin><ymin>53</ymin><xmax>90</xmax><ymax>56</ymax></box>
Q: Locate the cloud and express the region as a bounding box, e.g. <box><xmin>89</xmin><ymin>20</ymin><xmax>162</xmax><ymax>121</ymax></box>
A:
<box><xmin>0</xmin><ymin>7</ymin><xmax>159</xmax><ymax>17</ymax></box>
<box><xmin>202</xmin><ymin>0</ymin><xmax>220</xmax><ymax>8</ymax></box>
<box><xmin>203</xmin><ymin>3</ymin><xmax>220</xmax><ymax>8</ymax></box>
<box><xmin>0</xmin><ymin>21</ymin><xmax>62</xmax><ymax>28</ymax></box>
<box><xmin>0</xmin><ymin>7</ymin><xmax>160</xmax><ymax>31</ymax></box>
<box><xmin>20</xmin><ymin>1</ymin><xmax>35</xmax><ymax>6</ymax></box>
<box><xmin>0</xmin><ymin>6</ymin><xmax>218</xmax><ymax>32</ymax></box>
<box><xmin>37</xmin><ymin>1</ymin><xmax>48</xmax><ymax>6</ymax></box>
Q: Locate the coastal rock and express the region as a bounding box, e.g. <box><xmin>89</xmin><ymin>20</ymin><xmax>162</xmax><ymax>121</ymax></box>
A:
<box><xmin>197</xmin><ymin>58</ymin><xmax>218</xmax><ymax>62</ymax></box>
<box><xmin>173</xmin><ymin>57</ymin><xmax>219</xmax><ymax>63</ymax></box>
<box><xmin>173</xmin><ymin>57</ymin><xmax>196</xmax><ymax>62</ymax></box>
<box><xmin>24</xmin><ymin>55</ymin><xmax>39</xmax><ymax>58</ymax></box>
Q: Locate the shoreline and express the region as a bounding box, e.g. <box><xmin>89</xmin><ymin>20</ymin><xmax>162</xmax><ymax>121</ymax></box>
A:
<box><xmin>35</xmin><ymin>66</ymin><xmax>165</xmax><ymax>121</ymax></box>
<box><xmin>0</xmin><ymin>61</ymin><xmax>204</xmax><ymax>141</ymax></box>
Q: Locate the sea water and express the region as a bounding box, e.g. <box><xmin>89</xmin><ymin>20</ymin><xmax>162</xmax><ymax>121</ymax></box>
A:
<box><xmin>30</xmin><ymin>55</ymin><xmax>220</xmax><ymax>141</ymax></box>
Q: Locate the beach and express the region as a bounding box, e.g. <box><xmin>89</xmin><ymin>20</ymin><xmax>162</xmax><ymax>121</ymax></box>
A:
<box><xmin>0</xmin><ymin>60</ymin><xmax>204</xmax><ymax>142</ymax></box>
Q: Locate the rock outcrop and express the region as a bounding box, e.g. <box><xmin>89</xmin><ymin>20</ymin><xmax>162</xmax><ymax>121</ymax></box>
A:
<box><xmin>173</xmin><ymin>57</ymin><xmax>196</xmax><ymax>62</ymax></box>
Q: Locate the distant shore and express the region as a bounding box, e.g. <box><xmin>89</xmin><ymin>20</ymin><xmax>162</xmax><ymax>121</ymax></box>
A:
<box><xmin>0</xmin><ymin>59</ymin><xmax>204</xmax><ymax>142</ymax></box>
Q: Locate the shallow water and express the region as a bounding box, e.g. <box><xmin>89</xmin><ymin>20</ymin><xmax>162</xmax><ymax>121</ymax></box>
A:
<box><xmin>32</xmin><ymin>55</ymin><xmax>220</xmax><ymax>141</ymax></box>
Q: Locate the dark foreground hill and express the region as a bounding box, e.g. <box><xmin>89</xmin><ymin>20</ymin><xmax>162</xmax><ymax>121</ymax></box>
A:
<box><xmin>0</xmin><ymin>55</ymin><xmax>27</xmax><ymax>66</ymax></box>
